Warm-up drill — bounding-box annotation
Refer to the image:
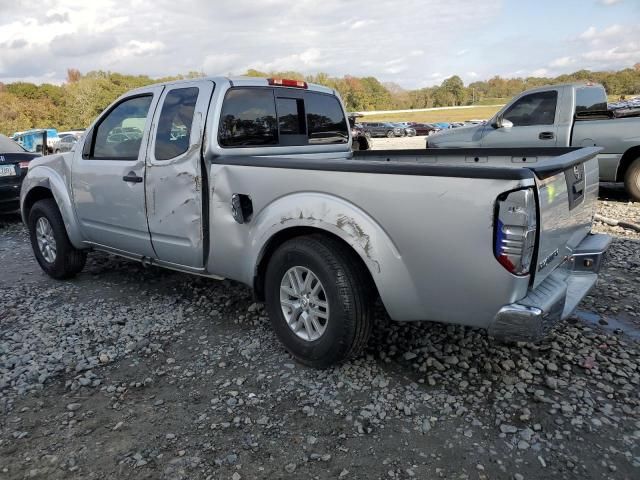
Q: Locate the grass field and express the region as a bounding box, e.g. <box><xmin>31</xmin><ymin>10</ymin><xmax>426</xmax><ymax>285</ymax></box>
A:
<box><xmin>361</xmin><ymin>105</ymin><xmax>502</xmax><ymax>123</ymax></box>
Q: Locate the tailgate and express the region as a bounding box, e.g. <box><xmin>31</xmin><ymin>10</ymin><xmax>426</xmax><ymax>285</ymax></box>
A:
<box><xmin>529</xmin><ymin>147</ymin><xmax>600</xmax><ymax>288</ymax></box>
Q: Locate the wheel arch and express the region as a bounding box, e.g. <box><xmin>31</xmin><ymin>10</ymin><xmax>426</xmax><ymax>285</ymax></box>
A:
<box><xmin>253</xmin><ymin>226</ymin><xmax>379</xmax><ymax>302</ymax></box>
<box><xmin>21</xmin><ymin>185</ymin><xmax>54</xmax><ymax>223</ymax></box>
<box><xmin>21</xmin><ymin>166</ymin><xmax>85</xmax><ymax>248</ymax></box>
<box><xmin>245</xmin><ymin>193</ymin><xmax>422</xmax><ymax>320</ymax></box>
<box><xmin>616</xmin><ymin>145</ymin><xmax>640</xmax><ymax>182</ymax></box>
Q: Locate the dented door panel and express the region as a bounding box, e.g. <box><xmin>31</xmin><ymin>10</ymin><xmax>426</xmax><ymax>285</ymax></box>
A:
<box><xmin>145</xmin><ymin>80</ymin><xmax>215</xmax><ymax>268</ymax></box>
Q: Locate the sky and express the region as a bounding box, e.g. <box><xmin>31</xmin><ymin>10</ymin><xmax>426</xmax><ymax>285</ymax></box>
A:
<box><xmin>0</xmin><ymin>0</ymin><xmax>638</xmax><ymax>89</ymax></box>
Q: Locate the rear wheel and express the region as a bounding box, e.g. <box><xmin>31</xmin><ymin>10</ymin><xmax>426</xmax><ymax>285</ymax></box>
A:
<box><xmin>28</xmin><ymin>199</ymin><xmax>87</xmax><ymax>279</ymax></box>
<box><xmin>624</xmin><ymin>157</ymin><xmax>640</xmax><ymax>202</ymax></box>
<box><xmin>264</xmin><ymin>235</ymin><xmax>374</xmax><ymax>368</ymax></box>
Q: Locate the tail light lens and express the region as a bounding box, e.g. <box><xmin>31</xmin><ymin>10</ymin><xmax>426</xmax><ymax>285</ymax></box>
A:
<box><xmin>19</xmin><ymin>161</ymin><xmax>30</xmax><ymax>169</ymax></box>
<box><xmin>494</xmin><ymin>188</ymin><xmax>537</xmax><ymax>275</ymax></box>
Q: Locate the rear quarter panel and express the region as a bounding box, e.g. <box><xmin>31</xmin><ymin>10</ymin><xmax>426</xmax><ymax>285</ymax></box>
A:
<box><xmin>207</xmin><ymin>163</ymin><xmax>533</xmax><ymax>327</ymax></box>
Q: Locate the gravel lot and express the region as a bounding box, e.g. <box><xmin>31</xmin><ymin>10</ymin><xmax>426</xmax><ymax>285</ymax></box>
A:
<box><xmin>0</xmin><ymin>157</ymin><xmax>639</xmax><ymax>479</ymax></box>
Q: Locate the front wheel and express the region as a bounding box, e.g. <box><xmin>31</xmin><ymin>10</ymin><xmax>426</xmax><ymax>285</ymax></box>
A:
<box><xmin>264</xmin><ymin>235</ymin><xmax>374</xmax><ymax>368</ymax></box>
<box><xmin>386</xmin><ymin>130</ymin><xmax>394</xmax><ymax>138</ymax></box>
<box><xmin>28</xmin><ymin>199</ymin><xmax>87</xmax><ymax>279</ymax></box>
<box><xmin>624</xmin><ymin>157</ymin><xmax>640</xmax><ymax>202</ymax></box>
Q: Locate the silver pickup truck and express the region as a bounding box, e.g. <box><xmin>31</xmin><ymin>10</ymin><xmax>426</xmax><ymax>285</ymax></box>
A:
<box><xmin>20</xmin><ymin>77</ymin><xmax>610</xmax><ymax>367</ymax></box>
<box><xmin>427</xmin><ymin>82</ymin><xmax>640</xmax><ymax>200</ymax></box>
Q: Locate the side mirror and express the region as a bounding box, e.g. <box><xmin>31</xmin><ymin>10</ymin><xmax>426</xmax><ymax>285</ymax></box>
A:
<box><xmin>492</xmin><ymin>116</ymin><xmax>513</xmax><ymax>129</ymax></box>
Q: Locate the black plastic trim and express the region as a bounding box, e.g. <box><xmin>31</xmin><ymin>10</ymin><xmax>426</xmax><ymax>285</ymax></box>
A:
<box><xmin>210</xmin><ymin>154</ymin><xmax>535</xmax><ymax>180</ymax></box>
<box><xmin>526</xmin><ymin>146</ymin><xmax>602</xmax><ymax>179</ymax></box>
<box><xmin>208</xmin><ymin>147</ymin><xmax>601</xmax><ymax>181</ymax></box>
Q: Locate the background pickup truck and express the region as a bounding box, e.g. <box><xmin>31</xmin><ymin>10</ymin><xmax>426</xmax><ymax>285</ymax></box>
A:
<box><xmin>426</xmin><ymin>82</ymin><xmax>640</xmax><ymax>200</ymax></box>
<box><xmin>20</xmin><ymin>77</ymin><xmax>610</xmax><ymax>367</ymax></box>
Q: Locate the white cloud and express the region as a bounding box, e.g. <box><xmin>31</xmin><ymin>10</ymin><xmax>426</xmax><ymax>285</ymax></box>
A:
<box><xmin>350</xmin><ymin>19</ymin><xmax>375</xmax><ymax>30</ymax></box>
<box><xmin>531</xmin><ymin>68</ymin><xmax>549</xmax><ymax>77</ymax></box>
<box><xmin>573</xmin><ymin>23</ymin><xmax>640</xmax><ymax>70</ymax></box>
<box><xmin>549</xmin><ymin>56</ymin><xmax>574</xmax><ymax>67</ymax></box>
<box><xmin>579</xmin><ymin>24</ymin><xmax>623</xmax><ymax>43</ymax></box>
<box><xmin>600</xmin><ymin>0</ymin><xmax>622</xmax><ymax>5</ymax></box>
<box><xmin>0</xmin><ymin>0</ymin><xmax>500</xmax><ymax>87</ymax></box>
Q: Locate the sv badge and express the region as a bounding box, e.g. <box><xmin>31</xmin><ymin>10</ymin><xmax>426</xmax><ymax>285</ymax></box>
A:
<box><xmin>538</xmin><ymin>249</ymin><xmax>559</xmax><ymax>272</ymax></box>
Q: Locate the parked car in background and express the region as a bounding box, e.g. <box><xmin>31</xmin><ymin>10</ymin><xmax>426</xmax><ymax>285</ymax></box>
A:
<box><xmin>348</xmin><ymin>116</ymin><xmax>371</xmax><ymax>151</ymax></box>
<box><xmin>12</xmin><ymin>129</ymin><xmax>61</xmax><ymax>154</ymax></box>
<box><xmin>408</xmin><ymin>122</ymin><xmax>439</xmax><ymax>136</ymax></box>
<box><xmin>55</xmin><ymin>135</ymin><xmax>78</xmax><ymax>153</ymax></box>
<box><xmin>20</xmin><ymin>76</ymin><xmax>609</xmax><ymax>367</ymax></box>
<box><xmin>427</xmin><ymin>82</ymin><xmax>640</xmax><ymax>200</ymax></box>
<box><xmin>361</xmin><ymin>122</ymin><xmax>403</xmax><ymax>138</ymax></box>
<box><xmin>432</xmin><ymin>122</ymin><xmax>450</xmax><ymax>130</ymax></box>
<box><xmin>0</xmin><ymin>134</ymin><xmax>40</xmax><ymax>213</ymax></box>
<box><xmin>58</xmin><ymin>130</ymin><xmax>85</xmax><ymax>140</ymax></box>
<box><xmin>392</xmin><ymin>123</ymin><xmax>416</xmax><ymax>137</ymax></box>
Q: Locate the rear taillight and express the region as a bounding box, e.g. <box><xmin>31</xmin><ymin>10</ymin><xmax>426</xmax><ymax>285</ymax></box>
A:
<box><xmin>267</xmin><ymin>78</ymin><xmax>308</xmax><ymax>89</ymax></box>
<box><xmin>494</xmin><ymin>188</ymin><xmax>537</xmax><ymax>275</ymax></box>
<box><xmin>19</xmin><ymin>161</ymin><xmax>30</xmax><ymax>169</ymax></box>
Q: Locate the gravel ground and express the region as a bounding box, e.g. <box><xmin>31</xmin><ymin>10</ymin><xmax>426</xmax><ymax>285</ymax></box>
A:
<box><xmin>0</xmin><ymin>182</ymin><xmax>639</xmax><ymax>479</ymax></box>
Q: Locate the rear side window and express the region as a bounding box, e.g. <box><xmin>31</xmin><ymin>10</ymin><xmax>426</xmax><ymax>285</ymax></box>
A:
<box><xmin>155</xmin><ymin>87</ymin><xmax>199</xmax><ymax>160</ymax></box>
<box><xmin>503</xmin><ymin>91</ymin><xmax>558</xmax><ymax>127</ymax></box>
<box><xmin>219</xmin><ymin>89</ymin><xmax>278</xmax><ymax>147</ymax></box>
<box><xmin>575</xmin><ymin>87</ymin><xmax>607</xmax><ymax>115</ymax></box>
<box><xmin>306</xmin><ymin>92</ymin><xmax>348</xmax><ymax>144</ymax></box>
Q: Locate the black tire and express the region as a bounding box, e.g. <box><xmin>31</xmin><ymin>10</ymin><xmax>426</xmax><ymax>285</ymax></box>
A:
<box><xmin>28</xmin><ymin>199</ymin><xmax>87</xmax><ymax>279</ymax></box>
<box><xmin>264</xmin><ymin>235</ymin><xmax>374</xmax><ymax>368</ymax></box>
<box><xmin>386</xmin><ymin>130</ymin><xmax>394</xmax><ymax>138</ymax></box>
<box><xmin>624</xmin><ymin>157</ymin><xmax>640</xmax><ymax>202</ymax></box>
<box><xmin>54</xmin><ymin>149</ymin><xmax>60</xmax><ymax>154</ymax></box>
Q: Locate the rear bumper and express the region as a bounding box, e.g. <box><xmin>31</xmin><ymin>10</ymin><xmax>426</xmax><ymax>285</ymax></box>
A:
<box><xmin>488</xmin><ymin>233</ymin><xmax>611</xmax><ymax>342</ymax></box>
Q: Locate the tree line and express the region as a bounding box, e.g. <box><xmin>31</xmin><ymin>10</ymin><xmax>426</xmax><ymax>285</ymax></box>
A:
<box><xmin>1</xmin><ymin>65</ymin><xmax>639</xmax><ymax>135</ymax></box>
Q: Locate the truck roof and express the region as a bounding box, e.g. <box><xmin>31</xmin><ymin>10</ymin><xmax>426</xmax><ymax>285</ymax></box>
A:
<box><xmin>126</xmin><ymin>76</ymin><xmax>335</xmax><ymax>96</ymax></box>
<box><xmin>515</xmin><ymin>82</ymin><xmax>604</xmax><ymax>95</ymax></box>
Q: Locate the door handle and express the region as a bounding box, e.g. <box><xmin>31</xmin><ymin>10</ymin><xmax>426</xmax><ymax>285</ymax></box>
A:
<box><xmin>539</xmin><ymin>131</ymin><xmax>555</xmax><ymax>140</ymax></box>
<box><xmin>122</xmin><ymin>172</ymin><xmax>143</xmax><ymax>183</ymax></box>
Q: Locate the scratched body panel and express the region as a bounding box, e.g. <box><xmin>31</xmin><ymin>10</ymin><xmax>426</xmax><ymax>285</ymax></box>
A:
<box><xmin>208</xmin><ymin>164</ymin><xmax>533</xmax><ymax>326</ymax></box>
<box><xmin>145</xmin><ymin>80</ymin><xmax>214</xmax><ymax>268</ymax></box>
